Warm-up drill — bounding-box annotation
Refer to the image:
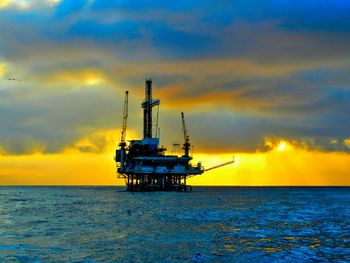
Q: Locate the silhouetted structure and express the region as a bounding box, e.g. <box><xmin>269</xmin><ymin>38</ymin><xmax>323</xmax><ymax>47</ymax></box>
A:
<box><xmin>115</xmin><ymin>79</ymin><xmax>234</xmax><ymax>191</ymax></box>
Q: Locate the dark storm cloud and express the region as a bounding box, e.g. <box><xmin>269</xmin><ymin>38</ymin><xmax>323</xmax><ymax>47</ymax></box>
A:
<box><xmin>157</xmin><ymin>107</ymin><xmax>350</xmax><ymax>154</ymax></box>
<box><xmin>0</xmin><ymin>0</ymin><xmax>350</xmax><ymax>154</ymax></box>
<box><xmin>0</xmin><ymin>84</ymin><xmax>119</xmax><ymax>153</ymax></box>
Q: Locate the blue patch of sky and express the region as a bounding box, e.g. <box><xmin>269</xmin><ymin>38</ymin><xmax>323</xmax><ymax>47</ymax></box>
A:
<box><xmin>90</xmin><ymin>0</ymin><xmax>199</xmax><ymax>12</ymax></box>
<box><xmin>65</xmin><ymin>19</ymin><xmax>214</xmax><ymax>57</ymax></box>
<box><xmin>81</xmin><ymin>0</ymin><xmax>350</xmax><ymax>43</ymax></box>
<box><xmin>55</xmin><ymin>0</ymin><xmax>88</xmax><ymax>17</ymax></box>
<box><xmin>325</xmin><ymin>88</ymin><xmax>350</xmax><ymax>108</ymax></box>
<box><xmin>68</xmin><ymin>20</ymin><xmax>140</xmax><ymax>41</ymax></box>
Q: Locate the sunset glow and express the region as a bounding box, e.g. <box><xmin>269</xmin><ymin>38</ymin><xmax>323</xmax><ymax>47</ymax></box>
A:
<box><xmin>0</xmin><ymin>1</ymin><xmax>349</xmax><ymax>186</ymax></box>
<box><xmin>277</xmin><ymin>142</ymin><xmax>287</xmax><ymax>152</ymax></box>
<box><xmin>0</xmin><ymin>136</ymin><xmax>349</xmax><ymax>186</ymax></box>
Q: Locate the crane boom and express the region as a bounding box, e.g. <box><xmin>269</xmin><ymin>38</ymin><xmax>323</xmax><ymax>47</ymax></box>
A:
<box><xmin>181</xmin><ymin>112</ymin><xmax>190</xmax><ymax>157</ymax></box>
<box><xmin>204</xmin><ymin>158</ymin><xmax>235</xmax><ymax>172</ymax></box>
<box><xmin>120</xmin><ymin>91</ymin><xmax>129</xmax><ymax>144</ymax></box>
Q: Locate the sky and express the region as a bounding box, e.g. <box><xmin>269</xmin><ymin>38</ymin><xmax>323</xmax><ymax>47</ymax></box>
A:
<box><xmin>0</xmin><ymin>0</ymin><xmax>349</xmax><ymax>185</ymax></box>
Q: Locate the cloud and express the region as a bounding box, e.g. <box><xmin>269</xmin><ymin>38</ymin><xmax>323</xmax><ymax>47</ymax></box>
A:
<box><xmin>0</xmin><ymin>0</ymin><xmax>350</xmax><ymax>156</ymax></box>
<box><xmin>44</xmin><ymin>68</ymin><xmax>108</xmax><ymax>87</ymax></box>
<box><xmin>0</xmin><ymin>84</ymin><xmax>129</xmax><ymax>154</ymax></box>
<box><xmin>0</xmin><ymin>0</ymin><xmax>10</xmax><ymax>9</ymax></box>
<box><xmin>0</xmin><ymin>0</ymin><xmax>61</xmax><ymax>10</ymax></box>
<box><xmin>0</xmin><ymin>53</ymin><xmax>349</xmax><ymax>154</ymax></box>
<box><xmin>344</xmin><ymin>139</ymin><xmax>350</xmax><ymax>148</ymax></box>
<box><xmin>157</xmin><ymin>109</ymin><xmax>350</xmax><ymax>154</ymax></box>
<box><xmin>0</xmin><ymin>62</ymin><xmax>6</xmax><ymax>78</ymax></box>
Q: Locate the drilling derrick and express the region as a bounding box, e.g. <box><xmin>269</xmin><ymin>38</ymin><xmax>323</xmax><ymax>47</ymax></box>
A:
<box><xmin>115</xmin><ymin>79</ymin><xmax>234</xmax><ymax>192</ymax></box>
<box><xmin>142</xmin><ymin>79</ymin><xmax>160</xmax><ymax>139</ymax></box>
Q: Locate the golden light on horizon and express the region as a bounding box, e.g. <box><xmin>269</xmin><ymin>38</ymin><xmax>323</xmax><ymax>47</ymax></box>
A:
<box><xmin>190</xmin><ymin>140</ymin><xmax>350</xmax><ymax>186</ymax></box>
<box><xmin>0</xmin><ymin>130</ymin><xmax>349</xmax><ymax>186</ymax></box>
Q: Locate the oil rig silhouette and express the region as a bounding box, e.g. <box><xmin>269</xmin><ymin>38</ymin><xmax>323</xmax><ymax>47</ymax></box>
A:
<box><xmin>115</xmin><ymin>79</ymin><xmax>234</xmax><ymax>191</ymax></box>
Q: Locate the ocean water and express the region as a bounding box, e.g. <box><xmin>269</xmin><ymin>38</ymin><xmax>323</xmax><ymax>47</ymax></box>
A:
<box><xmin>0</xmin><ymin>187</ymin><xmax>349</xmax><ymax>262</ymax></box>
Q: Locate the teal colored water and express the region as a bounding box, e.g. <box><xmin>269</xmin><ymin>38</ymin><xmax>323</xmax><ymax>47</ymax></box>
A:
<box><xmin>0</xmin><ymin>187</ymin><xmax>349</xmax><ymax>262</ymax></box>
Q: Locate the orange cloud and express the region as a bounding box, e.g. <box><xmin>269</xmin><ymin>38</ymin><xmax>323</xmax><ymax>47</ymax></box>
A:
<box><xmin>345</xmin><ymin>139</ymin><xmax>350</xmax><ymax>148</ymax></box>
<box><xmin>127</xmin><ymin>58</ymin><xmax>341</xmax><ymax>78</ymax></box>
<box><xmin>44</xmin><ymin>69</ymin><xmax>108</xmax><ymax>88</ymax></box>
<box><xmin>156</xmin><ymin>85</ymin><xmax>271</xmax><ymax>110</ymax></box>
<box><xmin>0</xmin><ymin>62</ymin><xmax>6</xmax><ymax>78</ymax></box>
<box><xmin>63</xmin><ymin>129</ymin><xmax>140</xmax><ymax>154</ymax></box>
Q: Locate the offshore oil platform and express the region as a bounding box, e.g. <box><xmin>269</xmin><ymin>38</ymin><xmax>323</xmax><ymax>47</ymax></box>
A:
<box><xmin>115</xmin><ymin>79</ymin><xmax>234</xmax><ymax>191</ymax></box>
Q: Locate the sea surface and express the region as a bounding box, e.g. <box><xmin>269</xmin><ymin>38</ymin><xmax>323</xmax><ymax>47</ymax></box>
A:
<box><xmin>0</xmin><ymin>187</ymin><xmax>349</xmax><ymax>262</ymax></box>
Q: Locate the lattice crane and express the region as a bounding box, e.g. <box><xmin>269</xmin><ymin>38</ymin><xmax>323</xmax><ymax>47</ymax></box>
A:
<box><xmin>181</xmin><ymin>112</ymin><xmax>190</xmax><ymax>157</ymax></box>
<box><xmin>120</xmin><ymin>91</ymin><xmax>129</xmax><ymax>145</ymax></box>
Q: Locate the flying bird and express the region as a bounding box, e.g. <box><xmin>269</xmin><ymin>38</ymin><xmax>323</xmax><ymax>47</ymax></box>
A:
<box><xmin>8</xmin><ymin>77</ymin><xmax>20</xmax><ymax>81</ymax></box>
